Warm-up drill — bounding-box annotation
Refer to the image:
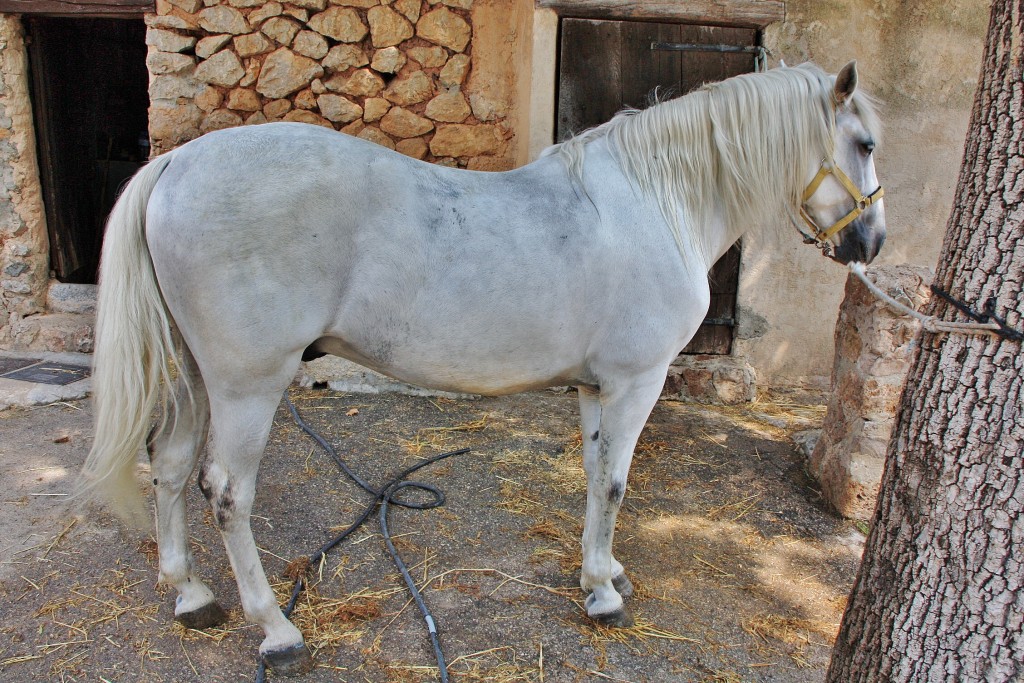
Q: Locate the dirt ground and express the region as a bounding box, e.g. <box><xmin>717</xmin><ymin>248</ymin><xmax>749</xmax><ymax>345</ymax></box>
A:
<box><xmin>0</xmin><ymin>386</ymin><xmax>867</xmax><ymax>682</ymax></box>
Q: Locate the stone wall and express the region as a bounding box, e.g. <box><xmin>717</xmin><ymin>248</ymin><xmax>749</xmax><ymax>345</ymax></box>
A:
<box><xmin>146</xmin><ymin>0</ymin><xmax>514</xmax><ymax>169</ymax></box>
<box><xmin>0</xmin><ymin>16</ymin><xmax>50</xmax><ymax>349</ymax></box>
<box><xmin>808</xmin><ymin>264</ymin><xmax>932</xmax><ymax>519</ymax></box>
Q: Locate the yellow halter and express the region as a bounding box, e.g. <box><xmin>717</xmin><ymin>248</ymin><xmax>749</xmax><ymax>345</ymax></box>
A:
<box><xmin>799</xmin><ymin>160</ymin><xmax>884</xmax><ymax>244</ymax></box>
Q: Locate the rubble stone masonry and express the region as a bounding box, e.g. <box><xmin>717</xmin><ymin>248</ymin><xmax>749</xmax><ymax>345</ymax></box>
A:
<box><xmin>0</xmin><ymin>16</ymin><xmax>50</xmax><ymax>349</ymax></box>
<box><xmin>145</xmin><ymin>0</ymin><xmax>513</xmax><ymax>169</ymax></box>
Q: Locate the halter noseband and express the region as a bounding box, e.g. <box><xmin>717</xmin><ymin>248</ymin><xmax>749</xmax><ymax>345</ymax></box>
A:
<box><xmin>799</xmin><ymin>160</ymin><xmax>884</xmax><ymax>245</ymax></box>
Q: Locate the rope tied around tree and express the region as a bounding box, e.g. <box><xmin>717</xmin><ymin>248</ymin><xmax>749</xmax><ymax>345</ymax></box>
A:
<box><xmin>847</xmin><ymin>262</ymin><xmax>1023</xmax><ymax>341</ymax></box>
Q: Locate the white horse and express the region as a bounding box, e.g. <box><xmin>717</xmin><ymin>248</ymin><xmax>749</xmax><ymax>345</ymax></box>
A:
<box><xmin>82</xmin><ymin>61</ymin><xmax>884</xmax><ymax>674</ymax></box>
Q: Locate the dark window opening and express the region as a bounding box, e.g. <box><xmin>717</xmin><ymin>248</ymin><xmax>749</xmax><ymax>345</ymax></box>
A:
<box><xmin>26</xmin><ymin>16</ymin><xmax>149</xmax><ymax>284</ymax></box>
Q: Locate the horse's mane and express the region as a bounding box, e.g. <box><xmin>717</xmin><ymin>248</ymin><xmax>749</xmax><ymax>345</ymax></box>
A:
<box><xmin>547</xmin><ymin>62</ymin><xmax>880</xmax><ymax>267</ymax></box>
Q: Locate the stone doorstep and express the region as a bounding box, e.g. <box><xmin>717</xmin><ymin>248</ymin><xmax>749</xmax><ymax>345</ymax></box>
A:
<box><xmin>0</xmin><ymin>351</ymin><xmax>92</xmax><ymax>411</ymax></box>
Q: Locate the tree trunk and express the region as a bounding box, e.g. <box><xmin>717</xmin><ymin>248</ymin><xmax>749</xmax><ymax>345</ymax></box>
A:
<box><xmin>826</xmin><ymin>2</ymin><xmax>1024</xmax><ymax>681</ymax></box>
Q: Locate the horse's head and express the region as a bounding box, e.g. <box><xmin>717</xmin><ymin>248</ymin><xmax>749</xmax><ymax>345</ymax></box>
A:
<box><xmin>799</xmin><ymin>61</ymin><xmax>886</xmax><ymax>264</ymax></box>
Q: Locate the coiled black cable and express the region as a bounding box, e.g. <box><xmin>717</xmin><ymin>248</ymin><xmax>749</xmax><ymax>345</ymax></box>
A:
<box><xmin>253</xmin><ymin>394</ymin><xmax>468</xmax><ymax>682</ymax></box>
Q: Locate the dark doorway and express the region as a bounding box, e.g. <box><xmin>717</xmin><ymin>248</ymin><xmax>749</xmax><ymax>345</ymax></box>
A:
<box><xmin>26</xmin><ymin>16</ymin><xmax>149</xmax><ymax>284</ymax></box>
<box><xmin>557</xmin><ymin>18</ymin><xmax>758</xmax><ymax>355</ymax></box>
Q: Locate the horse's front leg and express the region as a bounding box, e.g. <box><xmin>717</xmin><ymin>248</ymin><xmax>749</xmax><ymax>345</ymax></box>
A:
<box><xmin>578</xmin><ymin>372</ymin><xmax>665</xmax><ymax>627</ymax></box>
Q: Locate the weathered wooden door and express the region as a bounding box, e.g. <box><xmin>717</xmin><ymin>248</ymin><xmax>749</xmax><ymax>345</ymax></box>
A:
<box><xmin>557</xmin><ymin>18</ymin><xmax>758</xmax><ymax>354</ymax></box>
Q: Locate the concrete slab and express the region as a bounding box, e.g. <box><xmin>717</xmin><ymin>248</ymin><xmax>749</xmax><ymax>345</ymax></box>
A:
<box><xmin>0</xmin><ymin>351</ymin><xmax>92</xmax><ymax>411</ymax></box>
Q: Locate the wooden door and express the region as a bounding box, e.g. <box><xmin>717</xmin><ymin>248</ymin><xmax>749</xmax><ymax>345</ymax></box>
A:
<box><xmin>557</xmin><ymin>18</ymin><xmax>758</xmax><ymax>354</ymax></box>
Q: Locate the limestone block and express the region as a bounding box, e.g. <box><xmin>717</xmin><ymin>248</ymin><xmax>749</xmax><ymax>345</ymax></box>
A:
<box><xmin>362</xmin><ymin>97</ymin><xmax>390</xmax><ymax>122</ymax></box>
<box><xmin>371</xmin><ymin>46</ymin><xmax>406</xmax><ymax>74</ymax></box>
<box><xmin>263</xmin><ymin>98</ymin><xmax>292</xmax><ymax>118</ymax></box>
<box><xmin>317</xmin><ymin>94</ymin><xmax>362</xmax><ymax>123</ymax></box>
<box><xmin>429</xmin><ymin>123</ymin><xmax>500</xmax><ymax>156</ymax></box>
<box><xmin>407</xmin><ymin>45</ymin><xmax>447</xmax><ymax>68</ymax></box>
<box><xmin>367</xmin><ymin>5</ymin><xmax>414</xmax><ymax>48</ymax></box>
<box><xmin>149</xmin><ymin>101</ymin><xmax>202</xmax><ymax>146</ymax></box>
<box><xmin>234</xmin><ymin>31</ymin><xmax>273</xmax><ymax>57</ymax></box>
<box><xmin>424</xmin><ymin>88</ymin><xmax>470</xmax><ymax>122</ymax></box>
<box><xmin>146</xmin><ymin>14</ymin><xmax>195</xmax><ymax>30</ymax></box>
<box><xmin>201</xmin><ymin>108</ymin><xmax>243</xmax><ymax>133</ymax></box>
<box><xmin>283</xmin><ymin>109</ymin><xmax>332</xmax><ymax>127</ymax></box>
<box><xmin>166</xmin><ymin>0</ymin><xmax>201</xmax><ymax>13</ymax></box>
<box><xmin>150</xmin><ymin>74</ymin><xmax>200</xmax><ymax>100</ymax></box>
<box><xmin>325</xmin><ymin>68</ymin><xmax>384</xmax><ymax>97</ymax></box>
<box><xmin>393</xmin><ymin>0</ymin><xmax>421</xmax><ymax>22</ymax></box>
<box><xmin>194</xmin><ymin>84</ymin><xmax>223</xmax><ymax>111</ymax></box>
<box><xmin>255</xmin><ymin>48</ymin><xmax>324</xmax><ymax>99</ymax></box>
<box><xmin>282</xmin><ymin>6</ymin><xmax>309</xmax><ymax>21</ymax></box>
<box><xmin>416</xmin><ymin>7</ymin><xmax>470</xmax><ymax>53</ymax></box>
<box><xmin>383</xmin><ymin>70</ymin><xmax>433</xmax><ymax>105</ymax></box>
<box><xmin>146</xmin><ymin>50</ymin><xmax>195</xmax><ymax>75</ymax></box>
<box><xmin>196</xmin><ymin>34</ymin><xmax>232</xmax><ymax>59</ymax></box>
<box><xmin>248</xmin><ymin>2</ymin><xmax>283</xmax><ymax>26</ymax></box>
<box><xmin>47</xmin><ymin>283</ymin><xmax>96</xmax><ymax>315</ymax></box>
<box><xmin>294</xmin><ymin>88</ymin><xmax>317</xmax><ymax>109</ymax></box>
<box><xmin>379</xmin><ymin>106</ymin><xmax>433</xmax><ymax>137</ymax></box>
<box><xmin>293</xmin><ymin>30</ymin><xmax>329</xmax><ymax>59</ymax></box>
<box><xmin>808</xmin><ymin>264</ymin><xmax>932</xmax><ymax>519</ymax></box>
<box><xmin>287</xmin><ymin>0</ymin><xmax>326</xmax><ymax>10</ymax></box>
<box><xmin>261</xmin><ymin>16</ymin><xmax>300</xmax><ymax>45</ymax></box>
<box><xmin>226</xmin><ymin>87</ymin><xmax>261</xmax><ymax>111</ymax></box>
<box><xmin>308</xmin><ymin>7</ymin><xmax>368</xmax><ymax>43</ymax></box>
<box><xmin>395</xmin><ymin>137</ymin><xmax>427</xmax><ymax>159</ymax></box>
<box><xmin>146</xmin><ymin>28</ymin><xmax>197</xmax><ymax>53</ymax></box>
<box><xmin>357</xmin><ymin>126</ymin><xmax>396</xmax><ymax>150</ymax></box>
<box><xmin>310</xmin><ymin>78</ymin><xmax>326</xmax><ymax>94</ymax></box>
<box><xmin>323</xmin><ymin>44</ymin><xmax>368</xmax><ymax>71</ymax></box>
<box><xmin>195</xmin><ymin>49</ymin><xmax>245</xmax><ymax>87</ymax></box>
<box><xmin>239</xmin><ymin>59</ymin><xmax>261</xmax><ymax>87</ymax></box>
<box><xmin>197</xmin><ymin>6</ymin><xmax>250</xmax><ymax>34</ymax></box>
<box><xmin>245</xmin><ymin>111</ymin><xmax>269</xmax><ymax>125</ymax></box>
<box><xmin>332</xmin><ymin>0</ymin><xmax>377</xmax><ymax>6</ymax></box>
<box><xmin>439</xmin><ymin>53</ymin><xmax>469</xmax><ymax>87</ymax></box>
<box><xmin>227</xmin><ymin>0</ymin><xmax>265</xmax><ymax>7</ymax></box>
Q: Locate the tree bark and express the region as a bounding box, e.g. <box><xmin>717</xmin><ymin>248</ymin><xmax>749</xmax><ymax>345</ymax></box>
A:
<box><xmin>826</xmin><ymin>1</ymin><xmax>1024</xmax><ymax>681</ymax></box>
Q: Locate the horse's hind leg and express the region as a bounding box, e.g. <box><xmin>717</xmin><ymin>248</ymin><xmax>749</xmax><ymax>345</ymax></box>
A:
<box><xmin>148</xmin><ymin>349</ymin><xmax>226</xmax><ymax>629</ymax></box>
<box><xmin>201</xmin><ymin>386</ymin><xmax>312</xmax><ymax>674</ymax></box>
<box><xmin>578</xmin><ymin>372</ymin><xmax>666</xmax><ymax>627</ymax></box>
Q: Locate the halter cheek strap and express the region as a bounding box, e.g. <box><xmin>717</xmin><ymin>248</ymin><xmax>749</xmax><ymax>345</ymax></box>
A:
<box><xmin>800</xmin><ymin>160</ymin><xmax>884</xmax><ymax>244</ymax></box>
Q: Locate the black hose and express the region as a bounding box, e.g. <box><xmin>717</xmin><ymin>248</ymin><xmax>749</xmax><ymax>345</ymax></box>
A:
<box><xmin>253</xmin><ymin>394</ymin><xmax>468</xmax><ymax>682</ymax></box>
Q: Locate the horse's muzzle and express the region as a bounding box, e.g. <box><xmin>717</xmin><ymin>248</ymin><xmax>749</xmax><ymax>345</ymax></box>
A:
<box><xmin>832</xmin><ymin>217</ymin><xmax>885</xmax><ymax>265</ymax></box>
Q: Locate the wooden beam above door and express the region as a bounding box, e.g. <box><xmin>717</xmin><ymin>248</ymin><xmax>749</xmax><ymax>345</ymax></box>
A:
<box><xmin>0</xmin><ymin>0</ymin><xmax>152</xmax><ymax>15</ymax></box>
<box><xmin>537</xmin><ymin>0</ymin><xmax>785</xmax><ymax>28</ymax></box>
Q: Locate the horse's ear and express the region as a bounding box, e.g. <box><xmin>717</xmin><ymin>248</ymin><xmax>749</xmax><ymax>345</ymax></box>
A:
<box><xmin>834</xmin><ymin>60</ymin><xmax>858</xmax><ymax>105</ymax></box>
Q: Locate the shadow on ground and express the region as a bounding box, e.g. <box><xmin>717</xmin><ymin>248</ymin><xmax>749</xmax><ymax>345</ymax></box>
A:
<box><xmin>0</xmin><ymin>387</ymin><xmax>865</xmax><ymax>682</ymax></box>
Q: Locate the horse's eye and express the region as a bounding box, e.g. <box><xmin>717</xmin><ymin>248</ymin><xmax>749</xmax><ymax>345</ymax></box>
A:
<box><xmin>860</xmin><ymin>140</ymin><xmax>875</xmax><ymax>156</ymax></box>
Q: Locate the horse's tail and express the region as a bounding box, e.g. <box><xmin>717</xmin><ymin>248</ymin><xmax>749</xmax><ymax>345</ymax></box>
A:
<box><xmin>80</xmin><ymin>152</ymin><xmax>180</xmax><ymax>528</ymax></box>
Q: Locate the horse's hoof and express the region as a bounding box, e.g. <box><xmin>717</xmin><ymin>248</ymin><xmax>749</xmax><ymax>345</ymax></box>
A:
<box><xmin>612</xmin><ymin>572</ymin><xmax>634</xmax><ymax>598</ymax></box>
<box><xmin>175</xmin><ymin>601</ymin><xmax>228</xmax><ymax>630</ymax></box>
<box><xmin>262</xmin><ymin>643</ymin><xmax>314</xmax><ymax>676</ymax></box>
<box><xmin>592</xmin><ymin>604</ymin><xmax>635</xmax><ymax>629</ymax></box>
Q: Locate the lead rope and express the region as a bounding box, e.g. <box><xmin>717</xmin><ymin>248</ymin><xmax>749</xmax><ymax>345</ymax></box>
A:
<box><xmin>847</xmin><ymin>262</ymin><xmax>1022</xmax><ymax>340</ymax></box>
<box><xmin>253</xmin><ymin>395</ymin><xmax>468</xmax><ymax>683</ymax></box>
